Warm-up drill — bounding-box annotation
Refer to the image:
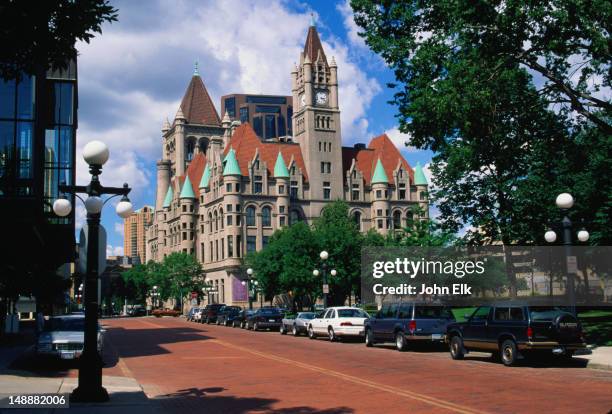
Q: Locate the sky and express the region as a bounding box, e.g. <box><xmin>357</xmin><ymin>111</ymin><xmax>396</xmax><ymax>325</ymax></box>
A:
<box><xmin>74</xmin><ymin>0</ymin><xmax>435</xmax><ymax>256</ymax></box>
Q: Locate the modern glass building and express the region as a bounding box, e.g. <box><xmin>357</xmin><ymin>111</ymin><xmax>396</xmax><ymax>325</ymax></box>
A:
<box><xmin>221</xmin><ymin>94</ymin><xmax>293</xmax><ymax>140</ymax></box>
<box><xmin>0</xmin><ymin>61</ymin><xmax>78</xmax><ymax>269</ymax></box>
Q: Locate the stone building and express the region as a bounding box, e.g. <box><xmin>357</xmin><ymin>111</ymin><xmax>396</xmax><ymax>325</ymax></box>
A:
<box><xmin>123</xmin><ymin>205</ymin><xmax>153</xmax><ymax>265</ymax></box>
<box><xmin>146</xmin><ymin>21</ymin><xmax>429</xmax><ymax>307</ymax></box>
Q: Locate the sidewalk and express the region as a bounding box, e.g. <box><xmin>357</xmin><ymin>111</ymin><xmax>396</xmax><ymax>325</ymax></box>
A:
<box><xmin>575</xmin><ymin>346</ymin><xmax>612</xmax><ymax>370</ymax></box>
<box><xmin>0</xmin><ymin>373</ymin><xmax>164</xmax><ymax>413</ymax></box>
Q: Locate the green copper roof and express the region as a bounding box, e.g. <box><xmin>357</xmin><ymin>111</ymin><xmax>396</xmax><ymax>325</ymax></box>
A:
<box><xmin>371</xmin><ymin>158</ymin><xmax>389</xmax><ymax>184</ymax></box>
<box><xmin>274</xmin><ymin>152</ymin><xmax>290</xmax><ymax>178</ymax></box>
<box><xmin>413</xmin><ymin>162</ymin><xmax>428</xmax><ymax>186</ymax></box>
<box><xmin>199</xmin><ymin>164</ymin><xmax>211</xmax><ymax>188</ymax></box>
<box><xmin>162</xmin><ymin>185</ymin><xmax>173</xmax><ymax>208</ymax></box>
<box><xmin>223</xmin><ymin>148</ymin><xmax>241</xmax><ymax>176</ymax></box>
<box><xmin>179</xmin><ymin>176</ymin><xmax>196</xmax><ymax>199</ymax></box>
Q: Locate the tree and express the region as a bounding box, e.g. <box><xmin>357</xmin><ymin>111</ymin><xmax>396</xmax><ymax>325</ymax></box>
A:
<box><xmin>351</xmin><ymin>0</ymin><xmax>611</xmax><ymax>135</ymax></box>
<box><xmin>388</xmin><ymin>206</ymin><xmax>458</xmax><ymax>247</ymax></box>
<box><xmin>159</xmin><ymin>253</ymin><xmax>204</xmax><ymax>308</ymax></box>
<box><xmin>121</xmin><ymin>263</ymin><xmax>153</xmax><ymax>304</ymax></box>
<box><xmin>0</xmin><ymin>0</ymin><xmax>118</xmax><ymax>80</ymax></box>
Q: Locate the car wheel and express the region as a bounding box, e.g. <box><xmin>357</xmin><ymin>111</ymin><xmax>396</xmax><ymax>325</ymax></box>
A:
<box><xmin>292</xmin><ymin>325</ymin><xmax>299</xmax><ymax>336</ymax></box>
<box><xmin>395</xmin><ymin>331</ymin><xmax>408</xmax><ymax>352</ymax></box>
<box><xmin>328</xmin><ymin>327</ymin><xmax>336</xmax><ymax>342</ymax></box>
<box><xmin>450</xmin><ymin>335</ymin><xmax>465</xmax><ymax>360</ymax></box>
<box><xmin>308</xmin><ymin>326</ymin><xmax>316</xmax><ymax>340</ymax></box>
<box><xmin>365</xmin><ymin>329</ymin><xmax>374</xmax><ymax>347</ymax></box>
<box><xmin>500</xmin><ymin>339</ymin><xmax>518</xmax><ymax>366</ymax></box>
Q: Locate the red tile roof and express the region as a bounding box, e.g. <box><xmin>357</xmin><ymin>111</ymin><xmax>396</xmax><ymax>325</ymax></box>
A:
<box><xmin>171</xmin><ymin>152</ymin><xmax>207</xmax><ymax>200</ymax></box>
<box><xmin>180</xmin><ymin>75</ymin><xmax>221</xmax><ymax>126</ymax></box>
<box><xmin>342</xmin><ymin>134</ymin><xmax>414</xmax><ymax>185</ymax></box>
<box><xmin>304</xmin><ymin>26</ymin><xmax>327</xmax><ymax>63</ymax></box>
<box><xmin>224</xmin><ymin>123</ymin><xmax>309</xmax><ymax>182</ymax></box>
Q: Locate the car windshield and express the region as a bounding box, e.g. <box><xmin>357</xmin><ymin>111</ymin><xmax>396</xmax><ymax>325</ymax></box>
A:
<box><xmin>298</xmin><ymin>313</ymin><xmax>315</xmax><ymax>319</ymax></box>
<box><xmin>529</xmin><ymin>307</ymin><xmax>570</xmax><ymax>321</ymax></box>
<box><xmin>44</xmin><ymin>317</ymin><xmax>85</xmax><ymax>332</ymax></box>
<box><xmin>337</xmin><ymin>309</ymin><xmax>369</xmax><ymax>318</ymax></box>
<box><xmin>414</xmin><ymin>306</ymin><xmax>454</xmax><ymax>319</ymax></box>
<box><xmin>258</xmin><ymin>309</ymin><xmax>281</xmax><ymax>315</ymax></box>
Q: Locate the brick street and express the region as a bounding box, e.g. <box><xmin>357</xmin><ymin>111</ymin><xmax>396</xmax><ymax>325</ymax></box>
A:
<box><xmin>95</xmin><ymin>317</ymin><xmax>612</xmax><ymax>414</ymax></box>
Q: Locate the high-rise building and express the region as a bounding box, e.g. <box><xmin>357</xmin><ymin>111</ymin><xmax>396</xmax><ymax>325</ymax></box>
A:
<box><xmin>221</xmin><ymin>94</ymin><xmax>293</xmax><ymax>140</ymax></box>
<box><xmin>146</xmin><ymin>20</ymin><xmax>429</xmax><ymax>307</ymax></box>
<box><xmin>0</xmin><ymin>59</ymin><xmax>78</xmax><ymax>271</ymax></box>
<box><xmin>123</xmin><ymin>205</ymin><xmax>154</xmax><ymax>265</ymax></box>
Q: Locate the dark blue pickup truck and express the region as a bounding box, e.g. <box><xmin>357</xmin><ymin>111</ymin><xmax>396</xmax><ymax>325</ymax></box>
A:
<box><xmin>446</xmin><ymin>303</ymin><xmax>586</xmax><ymax>366</ymax></box>
<box><xmin>365</xmin><ymin>302</ymin><xmax>454</xmax><ymax>351</ymax></box>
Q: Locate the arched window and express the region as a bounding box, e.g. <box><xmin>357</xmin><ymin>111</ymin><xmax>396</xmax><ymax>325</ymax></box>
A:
<box><xmin>393</xmin><ymin>211</ymin><xmax>402</xmax><ymax>229</ymax></box>
<box><xmin>219</xmin><ymin>208</ymin><xmax>224</xmax><ymax>229</ymax></box>
<box><xmin>262</xmin><ymin>206</ymin><xmax>271</xmax><ymax>227</ymax></box>
<box><xmin>186</xmin><ymin>139</ymin><xmax>195</xmax><ymax>161</ymax></box>
<box><xmin>213</xmin><ymin>211</ymin><xmax>218</xmax><ymax>231</ymax></box>
<box><xmin>198</xmin><ymin>137</ymin><xmax>208</xmax><ymax>154</ymax></box>
<box><xmin>289</xmin><ymin>209</ymin><xmax>301</xmax><ymax>225</ymax></box>
<box><xmin>352</xmin><ymin>211</ymin><xmax>362</xmax><ymax>230</ymax></box>
<box><xmin>208</xmin><ymin>212</ymin><xmax>213</xmax><ymax>232</ymax></box>
<box><xmin>246</xmin><ymin>206</ymin><xmax>256</xmax><ymax>226</ymax></box>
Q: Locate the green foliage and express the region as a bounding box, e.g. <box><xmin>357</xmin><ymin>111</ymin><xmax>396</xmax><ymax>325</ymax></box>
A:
<box><xmin>351</xmin><ymin>0</ymin><xmax>611</xmax><ymax>247</ymax></box>
<box><xmin>0</xmin><ymin>0</ymin><xmax>118</xmax><ymax>80</ymax></box>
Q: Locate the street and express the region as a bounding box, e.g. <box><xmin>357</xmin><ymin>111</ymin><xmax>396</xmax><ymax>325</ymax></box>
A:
<box><xmin>91</xmin><ymin>317</ymin><xmax>612</xmax><ymax>414</ymax></box>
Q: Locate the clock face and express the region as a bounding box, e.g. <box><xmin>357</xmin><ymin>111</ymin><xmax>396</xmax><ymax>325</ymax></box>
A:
<box><xmin>300</xmin><ymin>94</ymin><xmax>306</xmax><ymax>107</ymax></box>
<box><xmin>316</xmin><ymin>91</ymin><xmax>328</xmax><ymax>105</ymax></box>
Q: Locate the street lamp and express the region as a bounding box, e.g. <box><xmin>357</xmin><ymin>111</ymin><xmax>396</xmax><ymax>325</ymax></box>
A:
<box><xmin>242</xmin><ymin>268</ymin><xmax>256</xmax><ymax>309</ymax></box>
<box><xmin>313</xmin><ymin>251</ymin><xmax>336</xmax><ymax>309</ymax></box>
<box><xmin>545</xmin><ymin>193</ymin><xmax>589</xmax><ymax>314</ymax></box>
<box><xmin>53</xmin><ymin>140</ymin><xmax>132</xmax><ymax>403</ymax></box>
<box><xmin>152</xmin><ymin>286</ymin><xmax>159</xmax><ymax>308</ymax></box>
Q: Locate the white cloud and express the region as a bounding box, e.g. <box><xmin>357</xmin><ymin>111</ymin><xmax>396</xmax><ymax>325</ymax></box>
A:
<box><xmin>106</xmin><ymin>244</ymin><xmax>124</xmax><ymax>257</ymax></box>
<box><xmin>336</xmin><ymin>0</ymin><xmax>367</xmax><ymax>50</ymax></box>
<box><xmin>114</xmin><ymin>222</ymin><xmax>124</xmax><ymax>236</ymax></box>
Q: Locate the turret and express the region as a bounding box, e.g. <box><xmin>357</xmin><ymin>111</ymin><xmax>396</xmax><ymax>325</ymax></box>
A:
<box><xmin>329</xmin><ymin>56</ymin><xmax>338</xmax><ymax>109</ymax></box>
<box><xmin>179</xmin><ymin>176</ymin><xmax>196</xmax><ymax>254</ymax></box>
<box><xmin>155</xmin><ymin>160</ymin><xmax>171</xmax><ymax>211</ymax></box>
<box><xmin>371</xmin><ymin>158</ymin><xmax>390</xmax><ymax>234</ymax></box>
<box><xmin>222</xmin><ymin>149</ymin><xmax>242</xmax><ymax>259</ymax></box>
<box><xmin>413</xmin><ymin>162</ymin><xmax>429</xmax><ymax>219</ymax></box>
<box><xmin>274</xmin><ymin>152</ymin><xmax>290</xmax><ymax>227</ymax></box>
<box><xmin>174</xmin><ymin>107</ymin><xmax>186</xmax><ymax>176</ymax></box>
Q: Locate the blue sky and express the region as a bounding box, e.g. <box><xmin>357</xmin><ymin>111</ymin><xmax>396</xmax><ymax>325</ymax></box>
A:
<box><xmin>74</xmin><ymin>0</ymin><xmax>434</xmax><ymax>256</ymax></box>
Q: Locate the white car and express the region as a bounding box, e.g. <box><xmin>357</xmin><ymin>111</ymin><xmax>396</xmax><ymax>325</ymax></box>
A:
<box><xmin>307</xmin><ymin>307</ymin><xmax>370</xmax><ymax>341</ymax></box>
<box><xmin>36</xmin><ymin>315</ymin><xmax>105</xmax><ymax>360</ymax></box>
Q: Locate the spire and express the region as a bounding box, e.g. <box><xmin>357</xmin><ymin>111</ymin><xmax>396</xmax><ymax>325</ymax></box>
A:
<box><xmin>310</xmin><ymin>12</ymin><xmax>316</xmax><ymax>27</ymax></box>
<box><xmin>330</xmin><ymin>56</ymin><xmax>337</xmax><ymax>67</ymax></box>
<box><xmin>199</xmin><ymin>164</ymin><xmax>211</xmax><ymax>188</ymax></box>
<box><xmin>303</xmin><ymin>18</ymin><xmax>327</xmax><ymax>64</ymax></box>
<box><xmin>179</xmin><ymin>70</ymin><xmax>221</xmax><ymax>125</ymax></box>
<box><xmin>371</xmin><ymin>158</ymin><xmax>389</xmax><ymax>184</ymax></box>
<box><xmin>162</xmin><ymin>185</ymin><xmax>174</xmax><ymax>208</ymax></box>
<box><xmin>162</xmin><ymin>117</ymin><xmax>171</xmax><ymax>132</ymax></box>
<box><xmin>274</xmin><ymin>152</ymin><xmax>290</xmax><ymax>178</ymax></box>
<box><xmin>222</xmin><ymin>110</ymin><xmax>231</xmax><ymax>125</ymax></box>
<box><xmin>223</xmin><ymin>148</ymin><xmax>242</xmax><ymax>176</ymax></box>
<box><xmin>175</xmin><ymin>107</ymin><xmax>186</xmax><ymax>121</ymax></box>
<box><xmin>193</xmin><ymin>60</ymin><xmax>200</xmax><ymax>76</ymax></box>
<box><xmin>413</xmin><ymin>162</ymin><xmax>428</xmax><ymax>186</ymax></box>
<box><xmin>180</xmin><ymin>176</ymin><xmax>196</xmax><ymax>199</ymax></box>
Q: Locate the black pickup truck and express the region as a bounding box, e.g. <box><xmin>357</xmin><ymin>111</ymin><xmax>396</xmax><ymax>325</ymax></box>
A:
<box><xmin>365</xmin><ymin>302</ymin><xmax>454</xmax><ymax>351</ymax></box>
<box><xmin>446</xmin><ymin>303</ymin><xmax>586</xmax><ymax>366</ymax></box>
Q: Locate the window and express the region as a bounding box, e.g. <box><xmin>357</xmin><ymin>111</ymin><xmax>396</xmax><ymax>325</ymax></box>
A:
<box><xmin>253</xmin><ymin>116</ymin><xmax>263</xmax><ymax>137</ymax></box>
<box><xmin>224</xmin><ymin>96</ymin><xmax>236</xmax><ymax>118</ymax></box>
<box><xmin>247</xmin><ymin>236</ymin><xmax>257</xmax><ymax>253</ymax></box>
<box><xmin>215</xmin><ymin>240</ymin><xmax>219</xmax><ymax>261</ymax></box>
<box><xmin>377</xmin><ymin>219</ymin><xmax>383</xmax><ymax>229</ymax></box>
<box><xmin>290</xmin><ymin>210</ymin><xmax>301</xmax><ymax>225</ymax></box>
<box><xmin>226</xmin><ymin>183</ymin><xmax>231</xmax><ymax>192</ymax></box>
<box><xmin>228</xmin><ymin>236</ymin><xmax>233</xmax><ymax>257</ymax></box>
<box><xmin>393</xmin><ymin>211</ymin><xmax>402</xmax><ymax>228</ymax></box>
<box><xmin>320</xmin><ymin>162</ymin><xmax>331</xmax><ymax>174</ymax></box>
<box><xmin>376</xmin><ymin>190</ymin><xmax>382</xmax><ymax>199</ymax></box>
<box><xmin>510</xmin><ymin>307</ymin><xmax>524</xmax><ymax>321</ymax></box>
<box><xmin>263</xmin><ymin>236</ymin><xmax>269</xmax><ymax>248</ymax></box>
<box><xmin>377</xmin><ymin>209</ymin><xmax>382</xmax><ymax>216</ymax></box>
<box><xmin>236</xmin><ymin>183</ymin><xmax>240</xmax><ymax>192</ymax></box>
<box><xmin>262</xmin><ymin>206</ymin><xmax>271</xmax><ymax>227</ymax></box>
<box><xmin>420</xmin><ymin>191</ymin><xmax>427</xmax><ymax>200</ymax></box>
<box><xmin>323</xmin><ymin>181</ymin><xmax>331</xmax><ymax>199</ymax></box>
<box><xmin>399</xmin><ymin>183</ymin><xmax>406</xmax><ymax>200</ymax></box>
<box><xmin>290</xmin><ymin>181</ymin><xmax>298</xmax><ymax>199</ymax></box>
<box><xmin>227</xmin><ymin>215</ymin><xmax>233</xmax><ymax>226</ymax></box>
<box><xmin>246</xmin><ymin>206</ymin><xmax>256</xmax><ymax>226</ymax></box>
<box><xmin>494</xmin><ymin>308</ymin><xmax>510</xmax><ymax>321</ymax></box>
<box><xmin>279</xmin><ymin>206</ymin><xmax>285</xmax><ymax>213</ymax></box>
<box><xmin>221</xmin><ymin>238</ymin><xmax>225</xmax><ymax>259</ymax></box>
<box><xmin>352</xmin><ymin>212</ymin><xmax>361</xmax><ymax>229</ymax></box>
<box><xmin>278</xmin><ymin>184</ymin><xmax>284</xmax><ymax>194</ymax></box>
<box><xmin>239</xmin><ymin>106</ymin><xmax>249</xmax><ymax>123</ymax></box>
<box><xmin>253</xmin><ymin>175</ymin><xmax>263</xmax><ymax>194</ymax></box>
<box><xmin>470</xmin><ymin>307</ymin><xmax>491</xmax><ymax>321</ymax></box>
<box><xmin>226</xmin><ymin>204</ymin><xmax>232</xmax><ymax>212</ymax></box>
<box><xmin>279</xmin><ymin>216</ymin><xmax>286</xmax><ymax>226</ymax></box>
<box><xmin>398</xmin><ymin>303</ymin><xmax>412</xmax><ymax>319</ymax></box>
<box><xmin>265</xmin><ymin>114</ymin><xmax>276</xmax><ymax>139</ymax></box>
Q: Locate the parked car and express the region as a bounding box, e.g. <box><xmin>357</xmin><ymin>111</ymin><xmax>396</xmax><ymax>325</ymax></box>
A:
<box><xmin>152</xmin><ymin>309</ymin><xmax>180</xmax><ymax>317</ymax></box>
<box><xmin>365</xmin><ymin>302</ymin><xmax>454</xmax><ymax>351</ymax></box>
<box><xmin>127</xmin><ymin>306</ymin><xmax>147</xmax><ymax>317</ymax></box>
<box><xmin>246</xmin><ymin>308</ymin><xmax>283</xmax><ymax>331</ymax></box>
<box><xmin>202</xmin><ymin>304</ymin><xmax>226</xmax><ymax>324</ymax></box>
<box><xmin>36</xmin><ymin>315</ymin><xmax>105</xmax><ymax>360</ymax></box>
<box><xmin>234</xmin><ymin>310</ymin><xmax>256</xmax><ymax>328</ymax></box>
<box><xmin>217</xmin><ymin>306</ymin><xmax>241</xmax><ymax>326</ymax></box>
<box><xmin>446</xmin><ymin>303</ymin><xmax>587</xmax><ymax>366</ymax></box>
<box><xmin>308</xmin><ymin>307</ymin><xmax>369</xmax><ymax>341</ymax></box>
<box><xmin>187</xmin><ymin>307</ymin><xmax>199</xmax><ymax>322</ymax></box>
<box><xmin>280</xmin><ymin>312</ymin><xmax>317</xmax><ymax>336</ymax></box>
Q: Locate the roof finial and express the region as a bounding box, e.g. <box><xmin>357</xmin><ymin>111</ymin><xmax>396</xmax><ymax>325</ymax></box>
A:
<box><xmin>193</xmin><ymin>60</ymin><xmax>200</xmax><ymax>76</ymax></box>
<box><xmin>310</xmin><ymin>12</ymin><xmax>316</xmax><ymax>27</ymax></box>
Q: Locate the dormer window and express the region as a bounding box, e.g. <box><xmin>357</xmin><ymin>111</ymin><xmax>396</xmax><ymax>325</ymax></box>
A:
<box><xmin>253</xmin><ymin>175</ymin><xmax>263</xmax><ymax>194</ymax></box>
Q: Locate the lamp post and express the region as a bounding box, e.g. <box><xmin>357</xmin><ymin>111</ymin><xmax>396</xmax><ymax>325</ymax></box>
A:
<box><xmin>53</xmin><ymin>141</ymin><xmax>133</xmax><ymax>402</ymax></box>
<box><xmin>313</xmin><ymin>251</ymin><xmax>336</xmax><ymax>309</ymax></box>
<box><xmin>241</xmin><ymin>268</ymin><xmax>256</xmax><ymax>310</ymax></box>
<box><xmin>544</xmin><ymin>193</ymin><xmax>589</xmax><ymax>314</ymax></box>
<box><xmin>152</xmin><ymin>286</ymin><xmax>159</xmax><ymax>309</ymax></box>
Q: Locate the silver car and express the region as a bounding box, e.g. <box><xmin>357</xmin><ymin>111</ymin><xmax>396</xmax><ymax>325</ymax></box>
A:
<box><xmin>36</xmin><ymin>315</ymin><xmax>105</xmax><ymax>360</ymax></box>
<box><xmin>280</xmin><ymin>312</ymin><xmax>317</xmax><ymax>336</ymax></box>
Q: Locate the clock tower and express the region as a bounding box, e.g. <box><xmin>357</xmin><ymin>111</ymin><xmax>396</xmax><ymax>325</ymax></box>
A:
<box><xmin>291</xmin><ymin>18</ymin><xmax>343</xmax><ymax>204</ymax></box>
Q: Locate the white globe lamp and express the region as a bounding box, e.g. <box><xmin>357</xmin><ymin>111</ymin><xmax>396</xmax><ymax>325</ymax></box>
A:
<box><xmin>556</xmin><ymin>193</ymin><xmax>574</xmax><ymax>210</ymax></box>
<box><xmin>320</xmin><ymin>250</ymin><xmax>329</xmax><ymax>260</ymax></box>
<box><xmin>544</xmin><ymin>230</ymin><xmax>557</xmax><ymax>243</ymax></box>
<box><xmin>83</xmin><ymin>140</ymin><xmax>109</xmax><ymax>166</ymax></box>
<box><xmin>116</xmin><ymin>200</ymin><xmax>133</xmax><ymax>218</ymax></box>
<box><xmin>53</xmin><ymin>198</ymin><xmax>72</xmax><ymax>217</ymax></box>
<box><xmin>84</xmin><ymin>196</ymin><xmax>104</xmax><ymax>214</ymax></box>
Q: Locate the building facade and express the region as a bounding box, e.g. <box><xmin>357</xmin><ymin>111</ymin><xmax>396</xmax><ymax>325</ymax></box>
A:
<box><xmin>146</xmin><ymin>22</ymin><xmax>429</xmax><ymax>307</ymax></box>
<box><xmin>220</xmin><ymin>94</ymin><xmax>293</xmax><ymax>140</ymax></box>
<box><xmin>123</xmin><ymin>205</ymin><xmax>154</xmax><ymax>265</ymax></box>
